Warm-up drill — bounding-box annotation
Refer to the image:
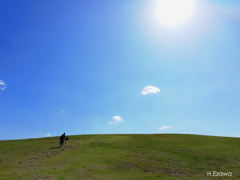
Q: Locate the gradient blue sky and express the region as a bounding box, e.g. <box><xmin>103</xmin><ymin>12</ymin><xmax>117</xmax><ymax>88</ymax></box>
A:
<box><xmin>1</xmin><ymin>0</ymin><xmax>240</xmax><ymax>140</ymax></box>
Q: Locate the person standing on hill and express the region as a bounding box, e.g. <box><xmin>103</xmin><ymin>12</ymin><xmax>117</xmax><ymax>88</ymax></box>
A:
<box><xmin>59</xmin><ymin>133</ymin><xmax>66</xmax><ymax>147</ymax></box>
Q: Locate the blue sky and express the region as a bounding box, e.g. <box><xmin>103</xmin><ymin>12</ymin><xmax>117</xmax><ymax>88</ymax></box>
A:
<box><xmin>1</xmin><ymin>0</ymin><xmax>240</xmax><ymax>140</ymax></box>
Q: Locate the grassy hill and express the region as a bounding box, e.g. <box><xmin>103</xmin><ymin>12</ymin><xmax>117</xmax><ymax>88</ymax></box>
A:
<box><xmin>0</xmin><ymin>134</ymin><xmax>240</xmax><ymax>180</ymax></box>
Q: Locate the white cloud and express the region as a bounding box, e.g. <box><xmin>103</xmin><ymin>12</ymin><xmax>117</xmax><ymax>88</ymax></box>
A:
<box><xmin>109</xmin><ymin>116</ymin><xmax>123</xmax><ymax>124</ymax></box>
<box><xmin>159</xmin><ymin>125</ymin><xmax>172</xmax><ymax>130</ymax></box>
<box><xmin>141</xmin><ymin>86</ymin><xmax>160</xmax><ymax>95</ymax></box>
<box><xmin>61</xmin><ymin>110</ymin><xmax>65</xmax><ymax>112</ymax></box>
<box><xmin>46</xmin><ymin>134</ymin><xmax>51</xmax><ymax>136</ymax></box>
<box><xmin>0</xmin><ymin>80</ymin><xmax>6</xmax><ymax>90</ymax></box>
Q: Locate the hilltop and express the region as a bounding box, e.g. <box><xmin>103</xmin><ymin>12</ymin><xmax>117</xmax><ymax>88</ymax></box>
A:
<box><xmin>0</xmin><ymin>134</ymin><xmax>240</xmax><ymax>179</ymax></box>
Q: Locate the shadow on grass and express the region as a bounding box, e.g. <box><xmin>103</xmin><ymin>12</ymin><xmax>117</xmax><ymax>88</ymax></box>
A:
<box><xmin>50</xmin><ymin>146</ymin><xmax>61</xmax><ymax>149</ymax></box>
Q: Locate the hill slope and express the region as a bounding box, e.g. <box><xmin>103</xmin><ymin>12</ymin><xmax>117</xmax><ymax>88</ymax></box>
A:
<box><xmin>0</xmin><ymin>134</ymin><xmax>240</xmax><ymax>180</ymax></box>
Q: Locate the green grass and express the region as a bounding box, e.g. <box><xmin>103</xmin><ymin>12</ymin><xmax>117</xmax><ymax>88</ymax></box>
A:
<box><xmin>1</xmin><ymin>134</ymin><xmax>240</xmax><ymax>179</ymax></box>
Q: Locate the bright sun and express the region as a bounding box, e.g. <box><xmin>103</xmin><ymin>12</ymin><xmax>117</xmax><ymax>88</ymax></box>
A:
<box><xmin>156</xmin><ymin>0</ymin><xmax>195</xmax><ymax>26</ymax></box>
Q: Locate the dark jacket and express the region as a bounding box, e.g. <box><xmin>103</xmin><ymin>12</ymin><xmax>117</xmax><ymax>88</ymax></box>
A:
<box><xmin>59</xmin><ymin>133</ymin><xmax>66</xmax><ymax>146</ymax></box>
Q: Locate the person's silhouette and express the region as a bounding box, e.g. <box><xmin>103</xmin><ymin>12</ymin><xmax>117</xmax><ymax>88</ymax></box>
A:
<box><xmin>59</xmin><ymin>133</ymin><xmax>66</xmax><ymax>147</ymax></box>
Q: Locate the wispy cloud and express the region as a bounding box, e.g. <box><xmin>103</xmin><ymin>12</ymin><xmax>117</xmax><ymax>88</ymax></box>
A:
<box><xmin>61</xmin><ymin>110</ymin><xmax>65</xmax><ymax>113</ymax></box>
<box><xmin>159</xmin><ymin>125</ymin><xmax>172</xmax><ymax>130</ymax></box>
<box><xmin>109</xmin><ymin>116</ymin><xmax>123</xmax><ymax>124</ymax></box>
<box><xmin>46</xmin><ymin>134</ymin><xmax>51</xmax><ymax>136</ymax></box>
<box><xmin>141</xmin><ymin>86</ymin><xmax>160</xmax><ymax>95</ymax></box>
<box><xmin>0</xmin><ymin>80</ymin><xmax>6</xmax><ymax>90</ymax></box>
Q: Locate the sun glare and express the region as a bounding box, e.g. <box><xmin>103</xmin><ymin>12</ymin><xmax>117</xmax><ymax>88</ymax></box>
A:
<box><xmin>156</xmin><ymin>0</ymin><xmax>195</xmax><ymax>26</ymax></box>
